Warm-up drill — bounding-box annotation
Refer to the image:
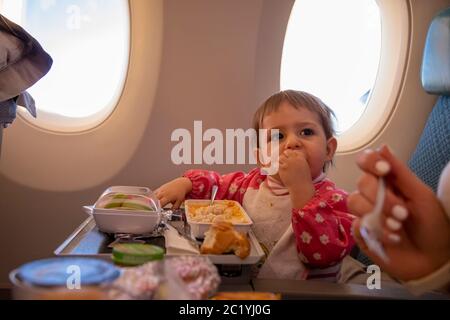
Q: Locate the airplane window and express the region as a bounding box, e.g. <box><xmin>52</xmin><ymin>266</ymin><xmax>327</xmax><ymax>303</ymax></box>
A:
<box><xmin>0</xmin><ymin>0</ymin><xmax>130</xmax><ymax>132</ymax></box>
<box><xmin>281</xmin><ymin>0</ymin><xmax>381</xmax><ymax>134</ymax></box>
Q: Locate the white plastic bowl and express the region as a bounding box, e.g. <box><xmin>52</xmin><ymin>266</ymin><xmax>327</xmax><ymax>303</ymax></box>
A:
<box><xmin>184</xmin><ymin>200</ymin><xmax>253</xmax><ymax>239</ymax></box>
<box><xmin>83</xmin><ymin>186</ymin><xmax>162</xmax><ymax>235</ymax></box>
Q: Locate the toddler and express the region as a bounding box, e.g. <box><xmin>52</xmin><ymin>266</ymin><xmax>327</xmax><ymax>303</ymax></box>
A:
<box><xmin>156</xmin><ymin>90</ymin><xmax>355</xmax><ymax>280</ymax></box>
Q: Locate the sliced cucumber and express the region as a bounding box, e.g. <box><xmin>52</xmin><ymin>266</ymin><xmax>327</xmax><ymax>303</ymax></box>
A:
<box><xmin>112</xmin><ymin>244</ymin><xmax>164</xmax><ymax>266</ymax></box>
<box><xmin>120</xmin><ymin>201</ymin><xmax>153</xmax><ymax>211</ymax></box>
<box><xmin>104</xmin><ymin>201</ymin><xmax>124</xmax><ymax>209</ymax></box>
<box><xmin>112</xmin><ymin>193</ymin><xmax>128</xmax><ymax>200</ymax></box>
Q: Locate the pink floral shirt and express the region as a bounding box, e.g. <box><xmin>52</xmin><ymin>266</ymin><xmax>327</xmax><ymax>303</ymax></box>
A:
<box><xmin>183</xmin><ymin>168</ymin><xmax>355</xmax><ymax>269</ymax></box>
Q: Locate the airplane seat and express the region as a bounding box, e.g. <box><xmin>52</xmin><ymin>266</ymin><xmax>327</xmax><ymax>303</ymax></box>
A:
<box><xmin>352</xmin><ymin>7</ymin><xmax>450</xmax><ymax>268</ymax></box>
<box><xmin>408</xmin><ymin>7</ymin><xmax>450</xmax><ymax>192</ymax></box>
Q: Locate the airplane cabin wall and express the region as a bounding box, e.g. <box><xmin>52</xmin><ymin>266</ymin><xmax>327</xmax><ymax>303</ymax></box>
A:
<box><xmin>0</xmin><ymin>0</ymin><xmax>449</xmax><ymax>286</ymax></box>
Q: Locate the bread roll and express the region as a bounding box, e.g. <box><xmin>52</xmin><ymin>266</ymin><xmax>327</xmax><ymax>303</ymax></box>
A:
<box><xmin>200</xmin><ymin>221</ymin><xmax>250</xmax><ymax>259</ymax></box>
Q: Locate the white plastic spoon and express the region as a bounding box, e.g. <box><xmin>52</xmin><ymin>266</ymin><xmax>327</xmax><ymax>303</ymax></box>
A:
<box><xmin>210</xmin><ymin>185</ymin><xmax>218</xmax><ymax>206</ymax></box>
<box><xmin>360</xmin><ymin>178</ymin><xmax>390</xmax><ymax>263</ymax></box>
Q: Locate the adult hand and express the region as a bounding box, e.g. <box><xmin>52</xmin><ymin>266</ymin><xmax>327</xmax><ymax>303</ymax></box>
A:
<box><xmin>348</xmin><ymin>145</ymin><xmax>450</xmax><ymax>281</ymax></box>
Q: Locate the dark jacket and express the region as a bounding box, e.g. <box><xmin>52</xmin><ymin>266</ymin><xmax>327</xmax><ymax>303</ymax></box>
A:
<box><xmin>0</xmin><ymin>14</ymin><xmax>52</xmax><ymax>126</ymax></box>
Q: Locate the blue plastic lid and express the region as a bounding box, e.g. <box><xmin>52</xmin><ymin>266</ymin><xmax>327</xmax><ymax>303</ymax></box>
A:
<box><xmin>17</xmin><ymin>257</ymin><xmax>121</xmax><ymax>287</ymax></box>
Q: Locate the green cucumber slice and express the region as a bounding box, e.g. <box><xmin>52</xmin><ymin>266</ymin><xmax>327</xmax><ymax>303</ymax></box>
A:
<box><xmin>112</xmin><ymin>244</ymin><xmax>164</xmax><ymax>266</ymax></box>
<box><xmin>120</xmin><ymin>201</ymin><xmax>153</xmax><ymax>211</ymax></box>
<box><xmin>112</xmin><ymin>193</ymin><xmax>128</xmax><ymax>199</ymax></box>
<box><xmin>104</xmin><ymin>201</ymin><xmax>124</xmax><ymax>209</ymax></box>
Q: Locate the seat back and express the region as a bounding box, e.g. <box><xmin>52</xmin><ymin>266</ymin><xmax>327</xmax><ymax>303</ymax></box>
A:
<box><xmin>408</xmin><ymin>7</ymin><xmax>450</xmax><ymax>191</ymax></box>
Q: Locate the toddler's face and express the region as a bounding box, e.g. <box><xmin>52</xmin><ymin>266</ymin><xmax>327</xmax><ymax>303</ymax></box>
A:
<box><xmin>260</xmin><ymin>102</ymin><xmax>335</xmax><ymax>180</ymax></box>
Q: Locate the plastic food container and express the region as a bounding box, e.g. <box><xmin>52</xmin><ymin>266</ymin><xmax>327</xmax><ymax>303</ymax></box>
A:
<box><xmin>112</xmin><ymin>244</ymin><xmax>165</xmax><ymax>266</ymax></box>
<box><xmin>184</xmin><ymin>200</ymin><xmax>253</xmax><ymax>239</ymax></box>
<box><xmin>9</xmin><ymin>257</ymin><xmax>121</xmax><ymax>300</ymax></box>
<box><xmin>83</xmin><ymin>186</ymin><xmax>162</xmax><ymax>235</ymax></box>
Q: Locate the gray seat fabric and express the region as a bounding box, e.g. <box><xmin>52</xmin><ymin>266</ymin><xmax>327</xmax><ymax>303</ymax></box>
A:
<box><xmin>408</xmin><ymin>7</ymin><xmax>450</xmax><ymax>191</ymax></box>
<box><xmin>408</xmin><ymin>96</ymin><xmax>450</xmax><ymax>191</ymax></box>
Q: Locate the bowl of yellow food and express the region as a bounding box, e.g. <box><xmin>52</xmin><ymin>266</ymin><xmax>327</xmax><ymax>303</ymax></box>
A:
<box><xmin>184</xmin><ymin>200</ymin><xmax>252</xmax><ymax>239</ymax></box>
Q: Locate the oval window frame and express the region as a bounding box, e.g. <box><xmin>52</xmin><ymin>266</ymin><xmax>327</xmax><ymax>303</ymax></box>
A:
<box><xmin>8</xmin><ymin>0</ymin><xmax>132</xmax><ymax>134</ymax></box>
<box><xmin>0</xmin><ymin>0</ymin><xmax>164</xmax><ymax>192</ymax></box>
<box><xmin>279</xmin><ymin>0</ymin><xmax>411</xmax><ymax>153</ymax></box>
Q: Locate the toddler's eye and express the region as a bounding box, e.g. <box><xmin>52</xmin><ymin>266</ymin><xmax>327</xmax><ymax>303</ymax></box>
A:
<box><xmin>270</xmin><ymin>131</ymin><xmax>284</xmax><ymax>141</ymax></box>
<box><xmin>300</xmin><ymin>128</ymin><xmax>314</xmax><ymax>136</ymax></box>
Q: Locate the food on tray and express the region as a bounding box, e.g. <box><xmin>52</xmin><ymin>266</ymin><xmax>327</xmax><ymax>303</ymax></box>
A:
<box><xmin>112</xmin><ymin>244</ymin><xmax>165</xmax><ymax>266</ymax></box>
<box><xmin>200</xmin><ymin>221</ymin><xmax>250</xmax><ymax>259</ymax></box>
<box><xmin>187</xmin><ymin>200</ymin><xmax>249</xmax><ymax>224</ymax></box>
<box><xmin>87</xmin><ymin>189</ymin><xmax>162</xmax><ymax>235</ymax></box>
<box><xmin>107</xmin><ymin>262</ymin><xmax>161</xmax><ymax>300</ymax></box>
<box><xmin>165</xmin><ymin>256</ymin><xmax>221</xmax><ymax>299</ymax></box>
<box><xmin>185</xmin><ymin>200</ymin><xmax>253</xmax><ymax>239</ymax></box>
<box><xmin>99</xmin><ymin>193</ymin><xmax>156</xmax><ymax>212</ymax></box>
<box><xmin>107</xmin><ymin>256</ymin><xmax>220</xmax><ymax>300</ymax></box>
<box><xmin>211</xmin><ymin>292</ymin><xmax>281</xmax><ymax>300</ymax></box>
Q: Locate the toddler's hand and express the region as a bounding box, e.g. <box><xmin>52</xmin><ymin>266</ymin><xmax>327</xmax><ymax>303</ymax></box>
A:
<box><xmin>278</xmin><ymin>150</ymin><xmax>312</xmax><ymax>188</ymax></box>
<box><xmin>279</xmin><ymin>150</ymin><xmax>314</xmax><ymax>207</ymax></box>
<box><xmin>154</xmin><ymin>177</ymin><xmax>192</xmax><ymax>209</ymax></box>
